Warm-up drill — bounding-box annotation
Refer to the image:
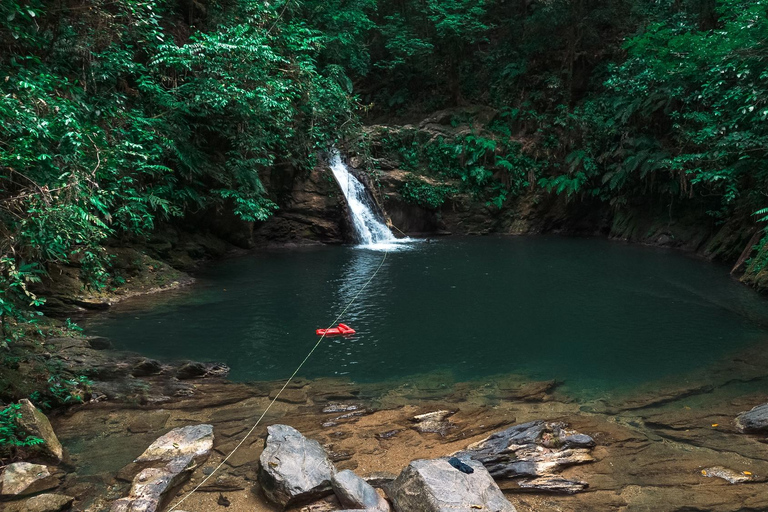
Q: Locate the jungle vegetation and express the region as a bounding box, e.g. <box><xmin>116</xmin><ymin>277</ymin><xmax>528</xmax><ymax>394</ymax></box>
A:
<box><xmin>2</xmin><ymin>0</ymin><xmax>767</xmax><ymax>333</ymax></box>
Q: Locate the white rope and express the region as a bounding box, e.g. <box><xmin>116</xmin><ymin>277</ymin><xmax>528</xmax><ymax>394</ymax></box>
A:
<box><xmin>166</xmin><ymin>247</ymin><xmax>390</xmax><ymax>511</ymax></box>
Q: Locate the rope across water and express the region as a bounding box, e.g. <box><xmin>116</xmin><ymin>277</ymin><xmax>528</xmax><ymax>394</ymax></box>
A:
<box><xmin>166</xmin><ymin>246</ymin><xmax>390</xmax><ymax>511</ymax></box>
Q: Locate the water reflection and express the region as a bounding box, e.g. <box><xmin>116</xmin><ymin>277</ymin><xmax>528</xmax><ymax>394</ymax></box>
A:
<box><xmin>335</xmin><ymin>250</ymin><xmax>384</xmax><ymax>318</ymax></box>
<box><xmin>327</xmin><ymin>248</ymin><xmax>395</xmax><ymax>375</ymax></box>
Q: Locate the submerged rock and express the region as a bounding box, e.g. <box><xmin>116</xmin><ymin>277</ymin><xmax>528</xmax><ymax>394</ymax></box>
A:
<box><xmin>412</xmin><ymin>410</ymin><xmax>456</xmax><ymax>436</ymax></box>
<box><xmin>127</xmin><ymin>411</ymin><xmax>171</xmax><ymax>434</ymax></box>
<box><xmin>456</xmin><ymin>420</ymin><xmax>594</xmax><ymax>480</ymax></box>
<box><xmin>388</xmin><ymin>458</ymin><xmax>516</xmax><ymax>512</ymax></box>
<box><xmin>701</xmin><ymin>466</ymin><xmax>752</xmax><ymax>484</ymax></box>
<box><xmin>493</xmin><ymin>377</ymin><xmax>561</xmax><ymax>401</ymax></box>
<box><xmin>322</xmin><ymin>404</ymin><xmax>360</xmax><ymax>414</ymax></box>
<box><xmin>111</xmin><ymin>424</ymin><xmax>214</xmax><ymax>512</ymax></box>
<box><xmin>331</xmin><ymin>470</ymin><xmax>390</xmax><ymax>511</ymax></box>
<box><xmin>327</xmin><ymin>448</ymin><xmax>355</xmax><ymax>463</ymax></box>
<box><xmin>5</xmin><ymin>493</ymin><xmax>75</xmax><ymax>512</ymax></box>
<box><xmin>258</xmin><ymin>424</ymin><xmax>336</xmax><ymax>507</ymax></box>
<box><xmin>270</xmin><ymin>387</ymin><xmax>308</xmax><ymax>404</ymax></box>
<box><xmin>735</xmin><ymin>403</ymin><xmax>768</xmax><ymax>433</ymax></box>
<box><xmin>376</xmin><ymin>429</ymin><xmax>404</xmax><ymax>440</ymax></box>
<box><xmin>17</xmin><ymin>399</ymin><xmax>65</xmax><ymax>462</ymax></box>
<box><xmin>323</xmin><ymin>409</ymin><xmax>369</xmax><ymax>428</ymax></box>
<box><xmin>517</xmin><ymin>476</ymin><xmax>588</xmax><ymax>494</ymax></box>
<box><xmin>0</xmin><ymin>462</ymin><xmax>59</xmax><ymax>496</ymax></box>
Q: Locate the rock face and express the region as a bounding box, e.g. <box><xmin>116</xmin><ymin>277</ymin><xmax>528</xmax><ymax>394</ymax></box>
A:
<box><xmin>331</xmin><ymin>470</ymin><xmax>390</xmax><ymax>511</ymax></box>
<box><xmin>111</xmin><ymin>424</ymin><xmax>214</xmax><ymax>512</ymax></box>
<box><xmin>0</xmin><ymin>462</ymin><xmax>59</xmax><ymax>496</ymax></box>
<box><xmin>388</xmin><ymin>458</ymin><xmax>516</xmax><ymax>512</ymax></box>
<box><xmin>456</xmin><ymin>420</ymin><xmax>594</xmax><ymax>493</ymax></box>
<box><xmin>86</xmin><ymin>336</ymin><xmax>113</xmax><ymax>350</ymax></box>
<box><xmin>6</xmin><ymin>493</ymin><xmax>75</xmax><ymax>512</ymax></box>
<box><xmin>258</xmin><ymin>424</ymin><xmax>336</xmax><ymax>507</ymax></box>
<box><xmin>175</xmin><ymin>361</ymin><xmax>230</xmax><ymax>380</ymax></box>
<box><xmin>735</xmin><ymin>403</ymin><xmax>768</xmax><ymax>433</ymax></box>
<box><xmin>17</xmin><ymin>399</ymin><xmax>65</xmax><ymax>462</ymax></box>
<box><xmin>253</xmin><ymin>165</ymin><xmax>348</xmax><ymax>245</ymax></box>
<box><xmin>131</xmin><ymin>358</ymin><xmax>163</xmax><ymax>377</ymax></box>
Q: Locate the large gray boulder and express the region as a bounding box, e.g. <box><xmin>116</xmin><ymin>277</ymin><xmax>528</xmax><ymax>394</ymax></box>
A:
<box><xmin>258</xmin><ymin>424</ymin><xmax>336</xmax><ymax>508</ymax></box>
<box><xmin>0</xmin><ymin>462</ymin><xmax>59</xmax><ymax>497</ymax></box>
<box><xmin>736</xmin><ymin>403</ymin><xmax>768</xmax><ymax>433</ymax></box>
<box><xmin>133</xmin><ymin>424</ymin><xmax>214</xmax><ymax>465</ymax></box>
<box><xmin>332</xmin><ymin>469</ymin><xmax>390</xmax><ymax>511</ymax></box>
<box><xmin>111</xmin><ymin>424</ymin><xmax>214</xmax><ymax>512</ymax></box>
<box><xmin>388</xmin><ymin>458</ymin><xmax>516</xmax><ymax>512</ymax></box>
<box><xmin>17</xmin><ymin>399</ymin><xmax>65</xmax><ymax>462</ymax></box>
<box><xmin>457</xmin><ymin>420</ymin><xmax>594</xmax><ymax>479</ymax></box>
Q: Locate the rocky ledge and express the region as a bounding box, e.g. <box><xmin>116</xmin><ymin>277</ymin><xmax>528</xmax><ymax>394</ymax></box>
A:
<box><xmin>5</xmin><ymin>345</ymin><xmax>768</xmax><ymax>512</ymax></box>
<box><xmin>456</xmin><ymin>420</ymin><xmax>594</xmax><ymax>493</ymax></box>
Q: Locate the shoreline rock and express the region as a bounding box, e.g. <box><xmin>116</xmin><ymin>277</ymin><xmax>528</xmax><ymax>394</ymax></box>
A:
<box><xmin>388</xmin><ymin>457</ymin><xmax>516</xmax><ymax>512</ymax></box>
<box><xmin>110</xmin><ymin>424</ymin><xmax>214</xmax><ymax>512</ymax></box>
<box><xmin>4</xmin><ymin>493</ymin><xmax>75</xmax><ymax>512</ymax></box>
<box><xmin>258</xmin><ymin>424</ymin><xmax>336</xmax><ymax>507</ymax></box>
<box><xmin>17</xmin><ymin>399</ymin><xmax>65</xmax><ymax>463</ymax></box>
<box><xmin>517</xmin><ymin>476</ymin><xmax>588</xmax><ymax>494</ymax></box>
<box><xmin>735</xmin><ymin>403</ymin><xmax>768</xmax><ymax>433</ymax></box>
<box><xmin>0</xmin><ymin>462</ymin><xmax>60</xmax><ymax>497</ymax></box>
<box><xmin>332</xmin><ymin>469</ymin><xmax>390</xmax><ymax>511</ymax></box>
<box><xmin>456</xmin><ymin>420</ymin><xmax>594</xmax><ymax>491</ymax></box>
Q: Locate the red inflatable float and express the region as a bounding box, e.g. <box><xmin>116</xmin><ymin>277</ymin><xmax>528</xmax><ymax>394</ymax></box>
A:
<box><xmin>316</xmin><ymin>323</ymin><xmax>356</xmax><ymax>336</ymax></box>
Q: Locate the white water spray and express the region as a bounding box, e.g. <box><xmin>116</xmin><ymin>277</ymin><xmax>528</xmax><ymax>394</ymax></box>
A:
<box><xmin>329</xmin><ymin>151</ymin><xmax>407</xmax><ymax>250</ymax></box>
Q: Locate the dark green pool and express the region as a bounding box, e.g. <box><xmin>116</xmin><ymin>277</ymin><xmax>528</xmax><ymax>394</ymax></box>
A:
<box><xmin>82</xmin><ymin>236</ymin><xmax>768</xmax><ymax>397</ymax></box>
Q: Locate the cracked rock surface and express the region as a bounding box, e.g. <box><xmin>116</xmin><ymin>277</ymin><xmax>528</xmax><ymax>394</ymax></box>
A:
<box><xmin>388</xmin><ymin>458</ymin><xmax>516</xmax><ymax>512</ymax></box>
<box><xmin>258</xmin><ymin>424</ymin><xmax>336</xmax><ymax>507</ymax></box>
<box><xmin>456</xmin><ymin>420</ymin><xmax>594</xmax><ymax>492</ymax></box>
<box><xmin>110</xmin><ymin>424</ymin><xmax>214</xmax><ymax>512</ymax></box>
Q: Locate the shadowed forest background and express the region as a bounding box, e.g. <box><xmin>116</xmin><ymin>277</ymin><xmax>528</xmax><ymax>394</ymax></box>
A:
<box><xmin>2</xmin><ymin>0</ymin><xmax>768</xmax><ymax>338</ymax></box>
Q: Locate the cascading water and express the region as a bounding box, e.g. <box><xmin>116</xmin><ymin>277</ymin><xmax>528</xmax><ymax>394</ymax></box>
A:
<box><xmin>329</xmin><ymin>151</ymin><xmax>407</xmax><ymax>250</ymax></box>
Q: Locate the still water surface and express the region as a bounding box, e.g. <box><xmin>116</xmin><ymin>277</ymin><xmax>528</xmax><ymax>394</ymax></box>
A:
<box><xmin>83</xmin><ymin>236</ymin><xmax>768</xmax><ymax>397</ymax></box>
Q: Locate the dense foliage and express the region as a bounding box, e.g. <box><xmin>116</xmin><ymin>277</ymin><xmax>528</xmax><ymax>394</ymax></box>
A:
<box><xmin>0</xmin><ymin>403</ymin><xmax>43</xmax><ymax>450</ymax></box>
<box><xmin>353</xmin><ymin>0</ymin><xmax>768</xmax><ymax>256</ymax></box>
<box><xmin>3</xmin><ymin>0</ymin><xmax>768</xmax><ymax>339</ymax></box>
<box><xmin>0</xmin><ymin>0</ymin><xmax>356</xmax><ymax>335</ymax></box>
<box><xmin>382</xmin><ymin>125</ymin><xmax>542</xmax><ymax>208</ymax></box>
<box><xmin>541</xmin><ymin>0</ymin><xmax>768</xmax><ymax>216</ymax></box>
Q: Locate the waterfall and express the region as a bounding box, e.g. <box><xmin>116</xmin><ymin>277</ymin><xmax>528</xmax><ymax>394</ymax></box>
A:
<box><xmin>329</xmin><ymin>151</ymin><xmax>406</xmax><ymax>250</ymax></box>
